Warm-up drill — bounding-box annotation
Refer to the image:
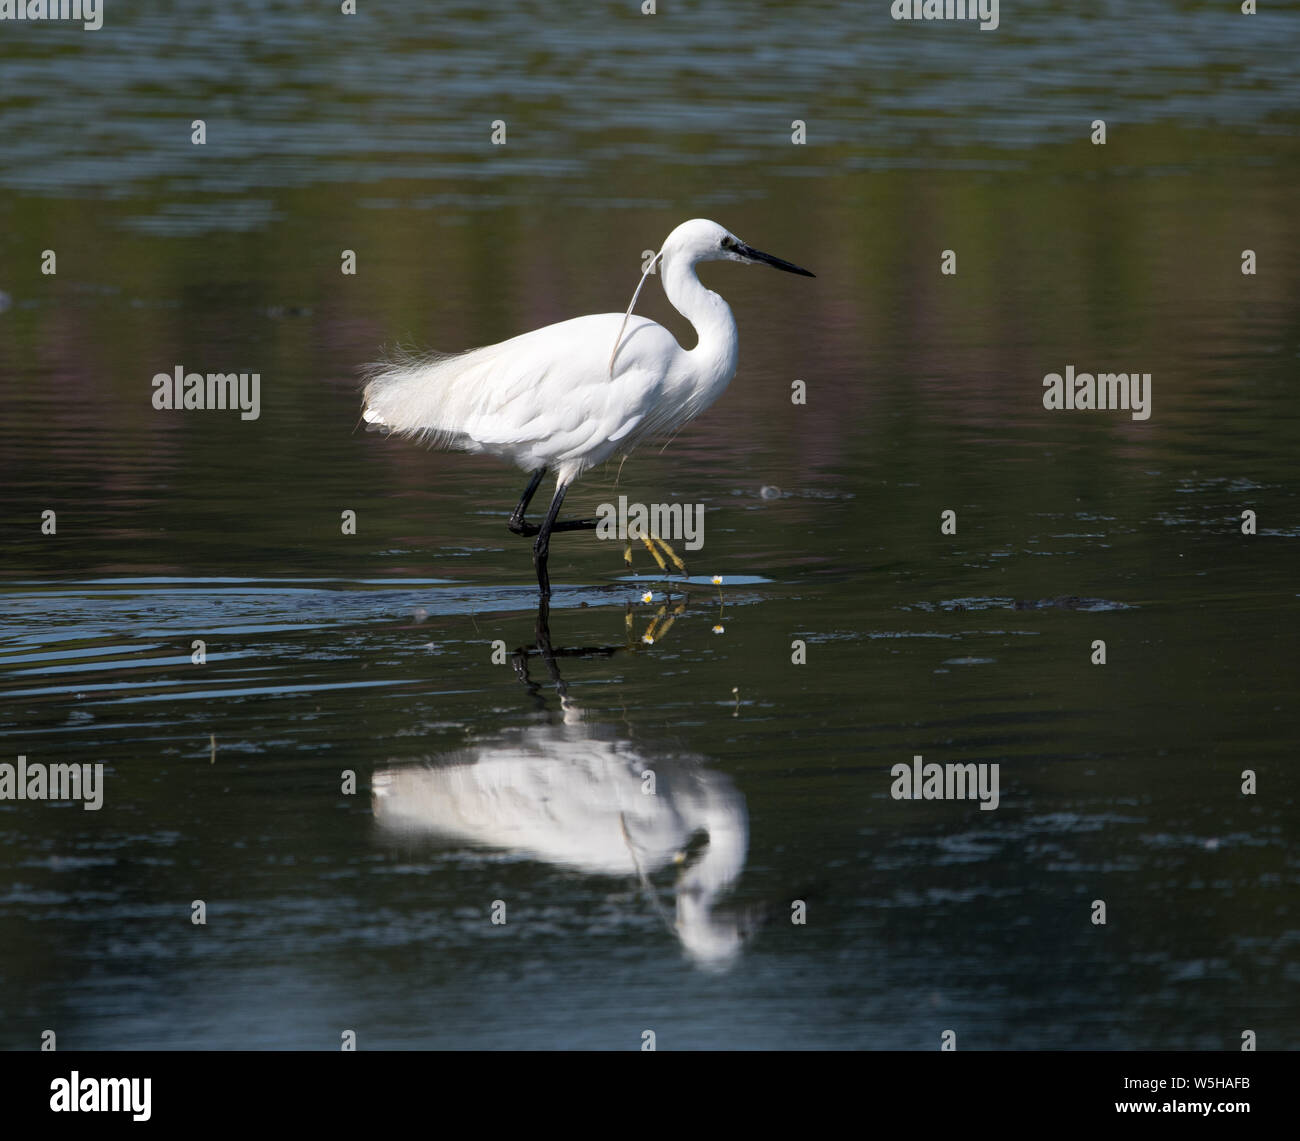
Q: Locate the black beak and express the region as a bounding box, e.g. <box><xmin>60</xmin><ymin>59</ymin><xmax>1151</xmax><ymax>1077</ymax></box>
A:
<box><xmin>736</xmin><ymin>242</ymin><xmax>815</xmax><ymax>278</ymax></box>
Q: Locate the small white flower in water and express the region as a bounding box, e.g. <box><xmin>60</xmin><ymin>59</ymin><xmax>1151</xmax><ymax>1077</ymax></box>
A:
<box><xmin>642</xmin><ymin>633</ymin><xmax>655</xmax><ymax>644</ymax></box>
<box><xmin>712</xmin><ymin>624</ymin><xmax>725</xmax><ymax>634</ymax></box>
<box><xmin>641</xmin><ymin>591</ymin><xmax>654</xmax><ymax>603</ymax></box>
<box><xmin>711</xmin><ymin>574</ymin><xmax>723</xmax><ymax>585</ymax></box>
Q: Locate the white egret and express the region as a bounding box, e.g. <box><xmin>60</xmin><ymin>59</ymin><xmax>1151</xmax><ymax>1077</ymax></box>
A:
<box><xmin>361</xmin><ymin>218</ymin><xmax>814</xmax><ymax>595</ymax></box>
<box><xmin>372</xmin><ymin>723</ymin><xmax>752</xmax><ymax>966</ymax></box>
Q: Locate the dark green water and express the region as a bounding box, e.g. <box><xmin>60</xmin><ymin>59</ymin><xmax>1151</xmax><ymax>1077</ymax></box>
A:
<box><xmin>0</xmin><ymin>3</ymin><xmax>1297</xmax><ymax>1049</ymax></box>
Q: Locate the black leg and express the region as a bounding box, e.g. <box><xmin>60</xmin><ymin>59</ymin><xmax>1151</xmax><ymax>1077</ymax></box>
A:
<box><xmin>533</xmin><ymin>480</ymin><xmax>571</xmax><ymax>597</ymax></box>
<box><xmin>509</xmin><ymin>472</ymin><xmax>604</xmax><ymax>593</ymax></box>
<box><xmin>507</xmin><ymin>468</ymin><xmax>547</xmax><ymax>535</ymax></box>
<box><xmin>509</xmin><ymin>468</ymin><xmax>600</xmax><ymax>537</ymax></box>
<box><xmin>512</xmin><ymin>473</ymin><xmax>603</xmax><ymax>545</ymax></box>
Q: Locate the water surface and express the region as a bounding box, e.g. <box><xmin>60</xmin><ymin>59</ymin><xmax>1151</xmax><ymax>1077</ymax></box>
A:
<box><xmin>0</xmin><ymin>2</ymin><xmax>1297</xmax><ymax>1049</ymax></box>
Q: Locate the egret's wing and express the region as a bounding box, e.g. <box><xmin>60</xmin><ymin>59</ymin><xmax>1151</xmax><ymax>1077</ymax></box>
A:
<box><xmin>362</xmin><ymin>314</ymin><xmax>679</xmax><ymax>465</ymax></box>
<box><xmin>606</xmin><ymin>413</ymin><xmax>644</xmax><ymax>442</ymax></box>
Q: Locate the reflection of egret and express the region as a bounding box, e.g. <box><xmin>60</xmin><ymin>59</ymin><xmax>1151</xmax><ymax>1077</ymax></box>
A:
<box><xmin>373</xmin><ymin>721</ymin><xmax>752</xmax><ymax>967</ymax></box>
<box><xmin>361</xmin><ymin>218</ymin><xmax>814</xmax><ymax>596</ymax></box>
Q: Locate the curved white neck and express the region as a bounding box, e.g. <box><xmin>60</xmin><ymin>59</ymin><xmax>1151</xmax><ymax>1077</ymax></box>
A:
<box><xmin>673</xmin><ymin>796</ymin><xmax>748</xmax><ymax>965</ymax></box>
<box><xmin>661</xmin><ymin>254</ymin><xmax>739</xmax><ymax>391</ymax></box>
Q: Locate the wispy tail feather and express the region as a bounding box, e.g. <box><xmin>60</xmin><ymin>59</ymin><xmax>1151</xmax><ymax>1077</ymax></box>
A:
<box><xmin>360</xmin><ymin>344</ymin><xmax>497</xmax><ymax>448</ymax></box>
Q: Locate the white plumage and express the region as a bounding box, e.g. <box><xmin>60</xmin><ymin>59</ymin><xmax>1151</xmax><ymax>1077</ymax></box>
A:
<box><xmin>362</xmin><ymin>313</ymin><xmax>688</xmax><ymax>485</ymax></box>
<box><xmin>361</xmin><ymin>218</ymin><xmax>814</xmax><ymax>595</ymax></box>
<box><xmin>371</xmin><ymin>719</ymin><xmax>752</xmax><ymax>965</ymax></box>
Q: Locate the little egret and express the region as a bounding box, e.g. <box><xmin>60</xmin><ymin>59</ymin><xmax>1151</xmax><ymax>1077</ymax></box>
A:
<box><xmin>361</xmin><ymin>218</ymin><xmax>814</xmax><ymax>595</ymax></box>
<box><xmin>372</xmin><ymin>736</ymin><xmax>751</xmax><ymax>966</ymax></box>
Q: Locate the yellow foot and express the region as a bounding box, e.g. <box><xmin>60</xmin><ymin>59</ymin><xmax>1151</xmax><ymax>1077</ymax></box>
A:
<box><xmin>652</xmin><ymin>534</ymin><xmax>689</xmax><ymax>577</ymax></box>
<box><xmin>639</xmin><ymin>535</ymin><xmax>669</xmax><ymax>573</ymax></box>
<box><xmin>636</xmin><ymin>534</ymin><xmax>688</xmax><ymax>577</ymax></box>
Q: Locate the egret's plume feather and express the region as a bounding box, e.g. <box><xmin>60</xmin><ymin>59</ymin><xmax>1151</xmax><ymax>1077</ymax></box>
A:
<box><xmin>609</xmin><ymin>251</ymin><xmax>663</xmax><ymax>378</ymax></box>
<box><xmin>360</xmin><ymin>343</ymin><xmax>505</xmax><ymax>448</ymax></box>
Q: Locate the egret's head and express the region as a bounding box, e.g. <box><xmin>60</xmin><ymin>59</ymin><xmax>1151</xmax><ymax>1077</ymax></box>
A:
<box><xmin>663</xmin><ymin>218</ymin><xmax>815</xmax><ymax>277</ymax></box>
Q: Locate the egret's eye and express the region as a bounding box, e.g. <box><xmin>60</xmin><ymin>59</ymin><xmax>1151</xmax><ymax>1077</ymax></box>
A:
<box><xmin>720</xmin><ymin>236</ymin><xmax>738</xmax><ymax>252</ymax></box>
